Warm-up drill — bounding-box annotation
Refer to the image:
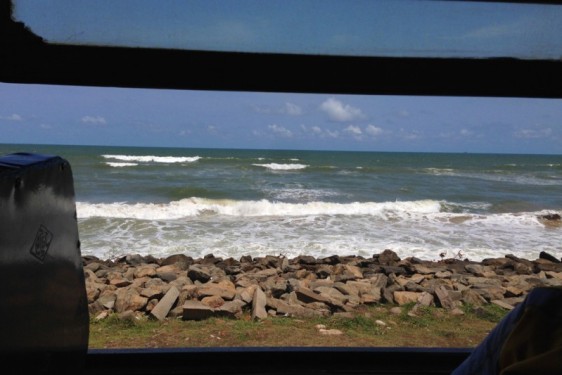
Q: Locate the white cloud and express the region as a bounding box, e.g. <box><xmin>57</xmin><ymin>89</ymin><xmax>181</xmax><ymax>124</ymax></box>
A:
<box><xmin>302</xmin><ymin>125</ymin><xmax>339</xmax><ymax>139</ymax></box>
<box><xmin>513</xmin><ymin>127</ymin><xmax>552</xmax><ymax>139</ymax></box>
<box><xmin>311</xmin><ymin>126</ymin><xmax>322</xmax><ymax>134</ymax></box>
<box><xmin>344</xmin><ymin>125</ymin><xmax>362</xmax><ymax>135</ymax></box>
<box><xmin>460</xmin><ymin>128</ymin><xmax>474</xmax><ymax>136</ymax></box>
<box><xmin>207</xmin><ymin>125</ymin><xmax>218</xmax><ymax>134</ymax></box>
<box><xmin>320</xmin><ymin>98</ymin><xmax>364</xmax><ymax>122</ymax></box>
<box><xmin>1</xmin><ymin>113</ymin><xmax>22</xmax><ymax>121</ymax></box>
<box><xmin>399</xmin><ymin>128</ymin><xmax>421</xmax><ymax>140</ymax></box>
<box><xmin>81</xmin><ymin>115</ymin><xmax>107</xmax><ymax>125</ymax></box>
<box><xmin>268</xmin><ymin>124</ymin><xmax>293</xmax><ymax>137</ymax></box>
<box><xmin>365</xmin><ymin>124</ymin><xmax>383</xmax><ymax>137</ymax></box>
<box><xmin>326</xmin><ymin>130</ymin><xmax>339</xmax><ymax>138</ymax></box>
<box><xmin>284</xmin><ymin>102</ymin><xmax>303</xmax><ymax>116</ymax></box>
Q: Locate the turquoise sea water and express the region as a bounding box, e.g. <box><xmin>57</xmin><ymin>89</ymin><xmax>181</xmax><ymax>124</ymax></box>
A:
<box><xmin>2</xmin><ymin>144</ymin><xmax>561</xmax><ymax>262</ymax></box>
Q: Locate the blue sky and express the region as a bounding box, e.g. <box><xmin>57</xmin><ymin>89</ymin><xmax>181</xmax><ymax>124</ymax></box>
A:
<box><xmin>1</xmin><ymin>83</ymin><xmax>561</xmax><ymax>154</ymax></box>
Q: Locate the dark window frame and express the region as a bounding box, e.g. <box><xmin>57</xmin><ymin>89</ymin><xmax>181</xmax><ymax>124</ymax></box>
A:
<box><xmin>2</xmin><ymin>2</ymin><xmax>562</xmax><ymax>99</ymax></box>
<box><xmin>2</xmin><ymin>1</ymin><xmax>561</xmax><ymax>374</ymax></box>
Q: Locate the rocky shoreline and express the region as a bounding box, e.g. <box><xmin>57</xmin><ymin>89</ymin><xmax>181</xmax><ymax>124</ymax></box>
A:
<box><xmin>84</xmin><ymin>250</ymin><xmax>562</xmax><ymax>322</ymax></box>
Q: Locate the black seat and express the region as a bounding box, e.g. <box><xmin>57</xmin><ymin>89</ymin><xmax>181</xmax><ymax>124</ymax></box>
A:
<box><xmin>0</xmin><ymin>152</ymin><xmax>89</xmax><ymax>374</ymax></box>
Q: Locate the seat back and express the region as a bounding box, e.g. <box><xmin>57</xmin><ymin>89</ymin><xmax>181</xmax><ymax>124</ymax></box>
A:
<box><xmin>0</xmin><ymin>152</ymin><xmax>89</xmax><ymax>374</ymax></box>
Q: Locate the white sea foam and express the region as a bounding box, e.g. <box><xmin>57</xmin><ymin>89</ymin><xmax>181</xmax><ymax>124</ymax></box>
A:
<box><xmin>76</xmin><ymin>198</ymin><xmax>443</xmax><ymax>220</ymax></box>
<box><xmin>73</xmin><ymin>150</ymin><xmax>562</xmax><ymax>262</ymax></box>
<box><xmin>441</xmin><ymin>201</ymin><xmax>493</xmax><ymax>212</ymax></box>
<box><xmin>77</xmin><ymin>203</ymin><xmax>562</xmax><ymax>262</ymax></box>
<box><xmin>102</xmin><ymin>154</ymin><xmax>201</xmax><ymax>163</ymax></box>
<box><xmin>422</xmin><ymin>168</ymin><xmax>455</xmax><ymax>175</ymax></box>
<box><xmin>253</xmin><ymin>163</ymin><xmax>308</xmax><ymax>170</ymax></box>
<box><xmin>106</xmin><ymin>162</ymin><xmax>138</xmax><ymax>167</ymax></box>
<box><xmin>265</xmin><ymin>188</ymin><xmax>341</xmax><ymax>201</ymax></box>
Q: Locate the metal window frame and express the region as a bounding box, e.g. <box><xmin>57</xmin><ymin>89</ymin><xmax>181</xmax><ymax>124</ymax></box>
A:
<box><xmin>1</xmin><ymin>1</ymin><xmax>561</xmax><ymax>374</ymax></box>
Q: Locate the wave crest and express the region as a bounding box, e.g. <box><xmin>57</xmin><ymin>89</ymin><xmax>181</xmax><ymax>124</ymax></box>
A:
<box><xmin>102</xmin><ymin>154</ymin><xmax>201</xmax><ymax>163</ymax></box>
<box><xmin>253</xmin><ymin>163</ymin><xmax>308</xmax><ymax>170</ymax></box>
<box><xmin>105</xmin><ymin>162</ymin><xmax>138</xmax><ymax>167</ymax></box>
<box><xmin>76</xmin><ymin>198</ymin><xmax>442</xmax><ymax>220</ymax></box>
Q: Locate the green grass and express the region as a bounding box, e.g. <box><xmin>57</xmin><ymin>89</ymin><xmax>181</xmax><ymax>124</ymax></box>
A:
<box><xmin>462</xmin><ymin>303</ymin><xmax>510</xmax><ymax>322</ymax></box>
<box><xmin>88</xmin><ymin>303</ymin><xmax>510</xmax><ymax>349</ymax></box>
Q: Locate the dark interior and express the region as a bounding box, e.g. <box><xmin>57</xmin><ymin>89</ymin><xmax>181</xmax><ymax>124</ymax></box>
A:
<box><xmin>1</xmin><ymin>1</ymin><xmax>561</xmax><ymax>374</ymax></box>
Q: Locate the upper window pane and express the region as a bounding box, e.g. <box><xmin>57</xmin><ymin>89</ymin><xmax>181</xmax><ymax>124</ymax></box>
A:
<box><xmin>12</xmin><ymin>0</ymin><xmax>562</xmax><ymax>59</ymax></box>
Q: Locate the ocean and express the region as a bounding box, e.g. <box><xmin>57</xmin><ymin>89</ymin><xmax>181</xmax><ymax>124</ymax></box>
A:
<box><xmin>2</xmin><ymin>144</ymin><xmax>561</xmax><ymax>262</ymax></box>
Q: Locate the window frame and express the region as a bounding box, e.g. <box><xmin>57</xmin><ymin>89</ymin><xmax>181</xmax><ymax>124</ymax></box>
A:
<box><xmin>2</xmin><ymin>1</ymin><xmax>562</xmax><ymax>374</ymax></box>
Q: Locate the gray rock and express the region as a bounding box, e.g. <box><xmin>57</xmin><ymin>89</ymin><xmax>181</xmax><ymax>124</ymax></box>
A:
<box><xmin>150</xmin><ymin>286</ymin><xmax>179</xmax><ymax>321</ymax></box>
<box><xmin>252</xmin><ymin>286</ymin><xmax>268</xmax><ymax>320</ymax></box>
<box><xmin>83</xmin><ymin>251</ymin><xmax>555</xmax><ymax>321</ymax></box>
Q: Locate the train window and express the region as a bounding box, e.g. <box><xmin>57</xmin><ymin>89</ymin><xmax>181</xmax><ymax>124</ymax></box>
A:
<box><xmin>1</xmin><ymin>82</ymin><xmax>561</xmax><ymax>350</ymax></box>
<box><xmin>2</xmin><ymin>1</ymin><xmax>561</xmax><ymax>373</ymax></box>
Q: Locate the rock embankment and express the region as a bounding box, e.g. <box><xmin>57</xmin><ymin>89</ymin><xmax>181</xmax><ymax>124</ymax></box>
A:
<box><xmin>84</xmin><ymin>250</ymin><xmax>562</xmax><ymax>322</ymax></box>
